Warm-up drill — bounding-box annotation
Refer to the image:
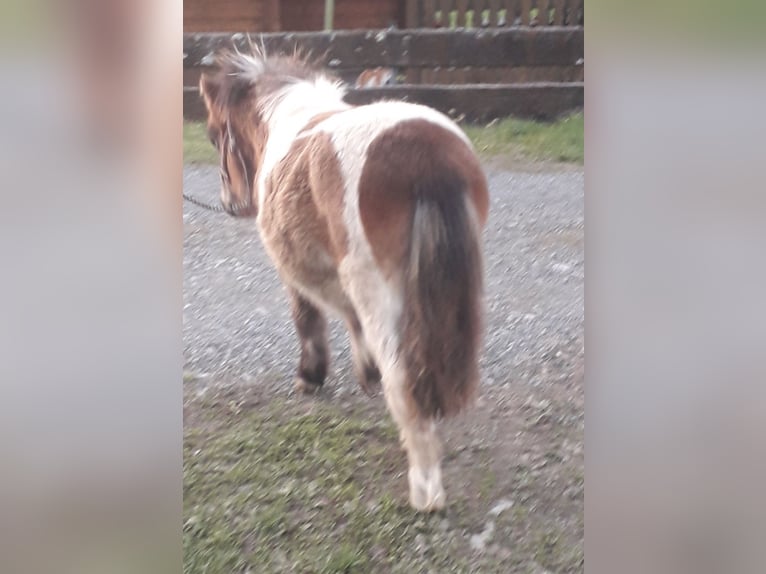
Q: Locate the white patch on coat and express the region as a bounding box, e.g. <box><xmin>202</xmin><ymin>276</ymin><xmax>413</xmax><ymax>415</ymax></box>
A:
<box><xmin>255</xmin><ymin>79</ymin><xmax>350</xmax><ymax>213</ymax></box>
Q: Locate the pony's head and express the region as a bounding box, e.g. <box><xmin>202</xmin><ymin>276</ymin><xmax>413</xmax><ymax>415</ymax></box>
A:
<box><xmin>199</xmin><ymin>47</ymin><xmax>333</xmax><ymax>217</ymax></box>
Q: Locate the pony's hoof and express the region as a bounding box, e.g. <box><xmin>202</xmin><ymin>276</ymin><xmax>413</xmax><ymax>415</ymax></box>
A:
<box><xmin>409</xmin><ymin>488</ymin><xmax>446</xmax><ymax>513</ymax></box>
<box><xmin>294</xmin><ymin>377</ymin><xmax>322</xmax><ymax>394</ymax></box>
<box><xmin>358</xmin><ymin>363</ymin><xmax>382</xmax><ymax>397</ymax></box>
<box><xmin>358</xmin><ymin>377</ymin><xmax>381</xmax><ymax>397</ymax></box>
<box><xmin>408</xmin><ymin>470</ymin><xmax>446</xmax><ymax>513</ymax></box>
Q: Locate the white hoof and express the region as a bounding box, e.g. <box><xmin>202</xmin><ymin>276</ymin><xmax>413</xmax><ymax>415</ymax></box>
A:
<box><xmin>408</xmin><ymin>466</ymin><xmax>446</xmax><ymax>512</ymax></box>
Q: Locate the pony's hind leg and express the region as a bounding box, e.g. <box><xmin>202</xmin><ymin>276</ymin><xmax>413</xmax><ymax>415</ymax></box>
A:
<box><xmin>289</xmin><ymin>289</ymin><xmax>328</xmax><ymax>394</ymax></box>
<box><xmin>403</xmin><ymin>418</ymin><xmax>445</xmax><ymax>512</ymax></box>
<box><xmin>346</xmin><ymin>314</ymin><xmax>381</xmax><ymax>396</ymax></box>
<box><xmin>382</xmin><ymin>367</ymin><xmax>446</xmax><ymax>512</ymax></box>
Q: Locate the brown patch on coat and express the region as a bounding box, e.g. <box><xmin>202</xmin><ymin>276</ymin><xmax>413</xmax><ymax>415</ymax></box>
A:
<box><xmin>358</xmin><ymin>119</ymin><xmax>488</xmax><ymax>277</ymax></box>
<box><xmin>358</xmin><ymin>119</ymin><xmax>489</xmax><ymax>419</ymax></box>
<box><xmin>258</xmin><ymin>130</ymin><xmax>349</xmax><ymax>301</ymax></box>
<box><xmin>299</xmin><ymin>109</ymin><xmax>347</xmax><ymax>134</ymax></box>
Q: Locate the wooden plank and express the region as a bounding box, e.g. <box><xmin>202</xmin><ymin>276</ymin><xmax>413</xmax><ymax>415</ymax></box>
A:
<box><xmin>263</xmin><ymin>0</ymin><xmax>281</xmax><ymax>32</ymax></box>
<box><xmin>184</xmin><ymin>83</ymin><xmax>583</xmax><ymax>122</ymax></box>
<box><xmin>500</xmin><ymin>0</ymin><xmax>514</xmax><ymax>25</ymax></box>
<box><xmin>453</xmin><ymin>66</ymin><xmax>468</xmax><ymax>84</ymax></box>
<box><xmin>487</xmin><ymin>0</ymin><xmax>500</xmax><ymax>26</ymax></box>
<box><xmin>422</xmin><ymin>0</ymin><xmax>436</xmax><ymax>27</ymax></box>
<box><xmin>553</xmin><ymin>0</ymin><xmax>565</xmax><ymax>25</ymax></box>
<box><xmin>405</xmin><ymin>67</ymin><xmax>422</xmax><ymax>84</ymax></box>
<box><xmin>455</xmin><ymin>0</ymin><xmax>469</xmax><ymax>27</ymax></box>
<box><xmin>350</xmin><ymin>84</ymin><xmax>584</xmax><ymax>122</ymax></box>
<box><xmin>183</xmin><ymin>67</ymin><xmax>202</xmax><ymax>88</ymax></box>
<box><xmin>564</xmin><ymin>0</ymin><xmax>572</xmax><ymax>24</ymax></box>
<box><xmin>520</xmin><ymin>0</ymin><xmax>531</xmax><ymax>24</ymax></box>
<box><xmin>184</xmin><ymin>19</ymin><xmax>264</xmax><ymax>33</ymax></box>
<box><xmin>462</xmin><ymin>65</ymin><xmax>581</xmax><ymax>83</ymax></box>
<box><xmin>277</xmin><ymin>0</ymin><xmax>403</xmax><ymax>32</ymax></box>
<box><xmin>183</xmin><ymin>28</ymin><xmax>584</xmax><ymax>69</ymax></box>
<box><xmin>405</xmin><ymin>0</ymin><xmax>419</xmax><ymax>28</ymax></box>
<box><xmin>536</xmin><ymin>0</ymin><xmax>548</xmax><ymax>25</ymax></box>
<box><xmin>475</xmin><ymin>0</ymin><xmax>489</xmax><ymax>27</ymax></box>
<box><xmin>183</xmin><ymin>0</ymin><xmax>263</xmax><ymax>19</ymax></box>
<box><xmin>184</xmin><ymin>87</ymin><xmax>208</xmax><ymax>121</ymax></box>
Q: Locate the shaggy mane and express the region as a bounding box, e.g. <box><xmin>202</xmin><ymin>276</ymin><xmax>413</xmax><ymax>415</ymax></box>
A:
<box><xmin>206</xmin><ymin>43</ymin><xmax>345</xmax><ymax>116</ymax></box>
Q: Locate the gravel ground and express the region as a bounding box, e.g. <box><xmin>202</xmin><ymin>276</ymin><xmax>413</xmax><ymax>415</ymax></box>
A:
<box><xmin>183</xmin><ymin>163</ymin><xmax>583</xmax><ymax>395</ymax></box>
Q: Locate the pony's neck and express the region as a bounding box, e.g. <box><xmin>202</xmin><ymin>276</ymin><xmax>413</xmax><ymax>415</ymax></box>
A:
<box><xmin>255</xmin><ymin>78</ymin><xmax>349</xmax><ymax>209</ymax></box>
<box><xmin>263</xmin><ymin>78</ymin><xmax>349</xmax><ymax>133</ymax></box>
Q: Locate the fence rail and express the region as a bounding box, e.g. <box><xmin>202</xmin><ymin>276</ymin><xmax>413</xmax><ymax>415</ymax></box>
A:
<box><xmin>184</xmin><ymin>82</ymin><xmax>582</xmax><ymax>122</ymax></box>
<box><xmin>409</xmin><ymin>0</ymin><xmax>584</xmax><ymax>28</ymax></box>
<box><xmin>183</xmin><ymin>28</ymin><xmax>583</xmax><ymax>122</ymax></box>
<box><xmin>184</xmin><ymin>27</ymin><xmax>583</xmax><ymax>70</ymax></box>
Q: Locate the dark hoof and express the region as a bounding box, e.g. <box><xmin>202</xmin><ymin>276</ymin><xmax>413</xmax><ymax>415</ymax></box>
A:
<box><xmin>358</xmin><ymin>363</ymin><xmax>382</xmax><ymax>397</ymax></box>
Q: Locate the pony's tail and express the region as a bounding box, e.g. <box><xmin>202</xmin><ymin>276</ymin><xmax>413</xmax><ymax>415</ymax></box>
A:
<box><xmin>400</xmin><ymin>177</ymin><xmax>484</xmax><ymax>419</ymax></box>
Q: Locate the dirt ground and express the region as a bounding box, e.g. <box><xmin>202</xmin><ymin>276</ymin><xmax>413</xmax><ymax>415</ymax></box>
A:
<box><xmin>183</xmin><ymin>160</ymin><xmax>583</xmax><ymax>573</ymax></box>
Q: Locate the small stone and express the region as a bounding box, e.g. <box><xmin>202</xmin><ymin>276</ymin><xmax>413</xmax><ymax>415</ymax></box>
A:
<box><xmin>469</xmin><ymin>520</ymin><xmax>495</xmax><ymax>551</ymax></box>
<box><xmin>414</xmin><ymin>533</ymin><xmax>427</xmax><ymax>553</ymax></box>
<box><xmin>489</xmin><ymin>498</ymin><xmax>514</xmax><ymax>516</ymax></box>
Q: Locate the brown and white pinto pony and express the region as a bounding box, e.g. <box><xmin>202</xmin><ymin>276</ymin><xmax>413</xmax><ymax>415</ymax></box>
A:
<box><xmin>355</xmin><ymin>67</ymin><xmax>397</xmax><ymax>88</ymax></box>
<box><xmin>199</xmin><ymin>49</ymin><xmax>489</xmax><ymax>512</ymax></box>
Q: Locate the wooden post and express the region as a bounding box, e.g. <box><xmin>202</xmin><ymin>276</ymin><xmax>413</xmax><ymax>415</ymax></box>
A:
<box><xmin>324</xmin><ymin>0</ymin><xmax>335</xmax><ymax>31</ymax></box>
<box><xmin>554</xmin><ymin>0</ymin><xmax>565</xmax><ymax>25</ymax></box>
<box><xmin>264</xmin><ymin>0</ymin><xmax>281</xmax><ymax>32</ymax></box>
<box><xmin>405</xmin><ymin>0</ymin><xmax>421</xmax><ymax>84</ymax></box>
<box><xmin>405</xmin><ymin>0</ymin><xmax>419</xmax><ymax>28</ymax></box>
<box><xmin>521</xmin><ymin>0</ymin><xmax>531</xmax><ymax>25</ymax></box>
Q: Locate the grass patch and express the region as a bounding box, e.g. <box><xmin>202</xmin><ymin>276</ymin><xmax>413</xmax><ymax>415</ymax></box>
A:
<box><xmin>184</xmin><ymin>395</ymin><xmax>455</xmax><ymax>573</ymax></box>
<box><xmin>183</xmin><ymin>112</ymin><xmax>583</xmax><ymax>167</ymax></box>
<box><xmin>463</xmin><ymin>112</ymin><xmax>584</xmax><ymax>164</ymax></box>
<box><xmin>184</xmin><ymin>121</ymin><xmax>217</xmax><ymax>165</ymax></box>
<box><xmin>184</xmin><ymin>387</ymin><xmax>583</xmax><ymax>573</ymax></box>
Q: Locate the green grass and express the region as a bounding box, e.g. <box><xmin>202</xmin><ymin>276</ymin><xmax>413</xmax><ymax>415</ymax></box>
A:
<box><xmin>462</xmin><ymin>112</ymin><xmax>584</xmax><ymax>164</ymax></box>
<box><xmin>184</xmin><ymin>385</ymin><xmax>584</xmax><ymax>574</ymax></box>
<box><xmin>184</xmin><ymin>121</ymin><xmax>217</xmax><ymax>164</ymax></box>
<box><xmin>184</xmin><ymin>397</ymin><xmax>461</xmax><ymax>573</ymax></box>
<box><xmin>184</xmin><ymin>112</ymin><xmax>583</xmax><ymax>166</ymax></box>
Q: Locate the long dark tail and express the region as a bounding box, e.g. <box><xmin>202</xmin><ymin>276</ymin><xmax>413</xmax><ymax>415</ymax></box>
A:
<box><xmin>400</xmin><ymin>177</ymin><xmax>484</xmax><ymax>419</ymax></box>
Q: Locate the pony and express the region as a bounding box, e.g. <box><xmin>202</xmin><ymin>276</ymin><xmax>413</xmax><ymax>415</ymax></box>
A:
<box><xmin>355</xmin><ymin>66</ymin><xmax>397</xmax><ymax>88</ymax></box>
<box><xmin>198</xmin><ymin>47</ymin><xmax>489</xmax><ymax>512</ymax></box>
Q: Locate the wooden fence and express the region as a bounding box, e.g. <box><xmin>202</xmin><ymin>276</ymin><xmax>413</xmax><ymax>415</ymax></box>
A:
<box><xmin>407</xmin><ymin>0</ymin><xmax>584</xmax><ymax>28</ymax></box>
<box><xmin>183</xmin><ymin>28</ymin><xmax>583</xmax><ymax>123</ymax></box>
<box><xmin>184</xmin><ymin>0</ymin><xmax>404</xmax><ymax>33</ymax></box>
<box><xmin>184</xmin><ymin>0</ymin><xmax>583</xmax><ymax>33</ymax></box>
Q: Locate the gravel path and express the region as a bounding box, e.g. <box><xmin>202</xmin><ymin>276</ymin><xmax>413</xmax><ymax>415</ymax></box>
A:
<box><xmin>183</xmin><ymin>163</ymin><xmax>583</xmax><ymax>397</ymax></box>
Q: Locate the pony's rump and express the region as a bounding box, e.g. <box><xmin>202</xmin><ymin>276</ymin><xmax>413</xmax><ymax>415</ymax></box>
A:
<box><xmin>358</xmin><ymin>118</ymin><xmax>486</xmax><ymax>419</ymax></box>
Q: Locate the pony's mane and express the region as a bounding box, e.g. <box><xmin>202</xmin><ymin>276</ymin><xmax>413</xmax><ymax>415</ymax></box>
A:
<box><xmin>207</xmin><ymin>44</ymin><xmax>346</xmax><ymax>116</ymax></box>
